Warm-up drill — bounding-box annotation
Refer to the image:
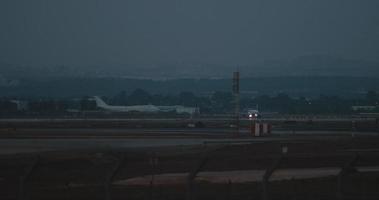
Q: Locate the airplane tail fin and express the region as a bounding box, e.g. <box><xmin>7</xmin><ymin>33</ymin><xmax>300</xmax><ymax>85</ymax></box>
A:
<box><xmin>93</xmin><ymin>96</ymin><xmax>108</xmax><ymax>108</ymax></box>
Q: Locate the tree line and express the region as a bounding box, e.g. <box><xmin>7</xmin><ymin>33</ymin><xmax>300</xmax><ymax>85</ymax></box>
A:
<box><xmin>0</xmin><ymin>89</ymin><xmax>378</xmax><ymax>115</ymax></box>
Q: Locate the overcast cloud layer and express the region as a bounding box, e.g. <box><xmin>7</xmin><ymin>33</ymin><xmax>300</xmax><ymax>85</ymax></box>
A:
<box><xmin>1</xmin><ymin>0</ymin><xmax>379</xmax><ymax>68</ymax></box>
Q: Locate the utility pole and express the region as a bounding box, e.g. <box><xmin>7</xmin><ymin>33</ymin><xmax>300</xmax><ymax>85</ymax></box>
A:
<box><xmin>232</xmin><ymin>71</ymin><xmax>240</xmax><ymax>136</ymax></box>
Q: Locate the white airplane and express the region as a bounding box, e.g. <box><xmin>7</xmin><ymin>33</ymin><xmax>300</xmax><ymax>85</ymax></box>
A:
<box><xmin>92</xmin><ymin>96</ymin><xmax>160</xmax><ymax>113</ymax></box>
<box><xmin>92</xmin><ymin>96</ymin><xmax>198</xmax><ymax>114</ymax></box>
<box><xmin>157</xmin><ymin>105</ymin><xmax>199</xmax><ymax>115</ymax></box>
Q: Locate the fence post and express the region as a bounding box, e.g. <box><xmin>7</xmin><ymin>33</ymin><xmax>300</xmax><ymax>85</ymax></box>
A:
<box><xmin>105</xmin><ymin>154</ymin><xmax>124</xmax><ymax>200</ymax></box>
<box><xmin>337</xmin><ymin>154</ymin><xmax>359</xmax><ymax>200</ymax></box>
<box><xmin>262</xmin><ymin>156</ymin><xmax>282</xmax><ymax>200</ymax></box>
<box><xmin>186</xmin><ymin>146</ymin><xmax>227</xmax><ymax>200</ymax></box>
<box><xmin>226</xmin><ymin>179</ymin><xmax>232</xmax><ymax>200</ymax></box>
<box><xmin>187</xmin><ymin>156</ymin><xmax>210</xmax><ymax>200</ymax></box>
<box><xmin>149</xmin><ymin>154</ymin><xmax>158</xmax><ymax>200</ymax></box>
<box><xmin>19</xmin><ymin>156</ymin><xmax>40</xmax><ymax>200</ymax></box>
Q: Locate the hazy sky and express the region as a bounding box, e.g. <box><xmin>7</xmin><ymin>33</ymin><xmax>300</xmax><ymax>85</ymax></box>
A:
<box><xmin>1</xmin><ymin>0</ymin><xmax>379</xmax><ymax>67</ymax></box>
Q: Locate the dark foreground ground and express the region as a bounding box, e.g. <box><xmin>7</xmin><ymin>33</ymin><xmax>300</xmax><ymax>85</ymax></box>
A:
<box><xmin>1</xmin><ymin>135</ymin><xmax>379</xmax><ymax>200</ymax></box>
<box><xmin>1</xmin><ymin>118</ymin><xmax>379</xmax><ymax>200</ymax></box>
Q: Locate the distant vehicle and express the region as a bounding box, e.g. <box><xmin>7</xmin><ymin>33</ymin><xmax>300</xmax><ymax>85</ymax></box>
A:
<box><xmin>92</xmin><ymin>96</ymin><xmax>198</xmax><ymax>115</ymax></box>
<box><xmin>247</xmin><ymin>109</ymin><xmax>260</xmax><ymax>119</ymax></box>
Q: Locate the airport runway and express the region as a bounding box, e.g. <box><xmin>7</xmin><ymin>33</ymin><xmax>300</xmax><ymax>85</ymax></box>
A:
<box><xmin>0</xmin><ymin>126</ymin><xmax>378</xmax><ymax>155</ymax></box>
<box><xmin>0</xmin><ymin>128</ymin><xmax>242</xmax><ymax>137</ymax></box>
<box><xmin>0</xmin><ymin>132</ymin><xmax>377</xmax><ymax>155</ymax></box>
<box><xmin>1</xmin><ymin>127</ymin><xmax>378</xmax><ymax>138</ymax></box>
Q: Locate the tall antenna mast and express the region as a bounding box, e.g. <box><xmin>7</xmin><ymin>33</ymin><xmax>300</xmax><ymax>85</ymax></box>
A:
<box><xmin>232</xmin><ymin>71</ymin><xmax>240</xmax><ymax>136</ymax></box>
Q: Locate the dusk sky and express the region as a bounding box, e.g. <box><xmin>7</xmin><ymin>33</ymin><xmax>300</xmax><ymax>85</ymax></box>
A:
<box><xmin>1</xmin><ymin>0</ymin><xmax>379</xmax><ymax>67</ymax></box>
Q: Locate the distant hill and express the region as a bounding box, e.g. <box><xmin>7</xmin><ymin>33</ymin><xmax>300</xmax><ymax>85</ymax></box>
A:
<box><xmin>0</xmin><ymin>76</ymin><xmax>378</xmax><ymax>98</ymax></box>
<box><xmin>1</xmin><ymin>55</ymin><xmax>378</xmax><ymax>98</ymax></box>
<box><xmin>247</xmin><ymin>55</ymin><xmax>379</xmax><ymax>77</ymax></box>
<box><xmin>1</xmin><ymin>55</ymin><xmax>378</xmax><ymax>79</ymax></box>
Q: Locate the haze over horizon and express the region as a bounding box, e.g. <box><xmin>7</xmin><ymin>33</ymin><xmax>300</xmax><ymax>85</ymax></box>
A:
<box><xmin>1</xmin><ymin>0</ymin><xmax>379</xmax><ymax>75</ymax></box>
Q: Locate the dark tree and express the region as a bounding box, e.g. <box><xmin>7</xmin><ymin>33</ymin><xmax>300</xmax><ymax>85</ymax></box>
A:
<box><xmin>127</xmin><ymin>89</ymin><xmax>152</xmax><ymax>105</ymax></box>
<box><xmin>80</xmin><ymin>97</ymin><xmax>97</xmax><ymax>111</ymax></box>
<box><xmin>211</xmin><ymin>91</ymin><xmax>233</xmax><ymax>113</ymax></box>
<box><xmin>113</xmin><ymin>90</ymin><xmax>127</xmax><ymax>105</ymax></box>
<box><xmin>178</xmin><ymin>91</ymin><xmax>197</xmax><ymax>106</ymax></box>
<box><xmin>366</xmin><ymin>90</ymin><xmax>378</xmax><ymax>105</ymax></box>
